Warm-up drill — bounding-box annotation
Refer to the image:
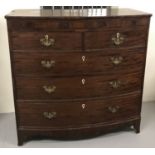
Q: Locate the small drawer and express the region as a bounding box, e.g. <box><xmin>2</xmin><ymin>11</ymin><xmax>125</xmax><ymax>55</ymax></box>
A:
<box><xmin>7</xmin><ymin>17</ymin><xmax>149</xmax><ymax>31</ymax></box>
<box><xmin>16</xmin><ymin>73</ymin><xmax>142</xmax><ymax>100</ymax></box>
<box><xmin>85</xmin><ymin>29</ymin><xmax>147</xmax><ymax>50</ymax></box>
<box><xmin>17</xmin><ymin>93</ymin><xmax>141</xmax><ymax>127</ymax></box>
<box><xmin>11</xmin><ymin>32</ymin><xmax>81</xmax><ymax>50</ymax></box>
<box><xmin>7</xmin><ymin>19</ymin><xmax>73</xmax><ymax>31</ymax></box>
<box><xmin>13</xmin><ymin>48</ymin><xmax>146</xmax><ymax>76</ymax></box>
<box><xmin>72</xmin><ymin>17</ymin><xmax>150</xmax><ymax>30</ymax></box>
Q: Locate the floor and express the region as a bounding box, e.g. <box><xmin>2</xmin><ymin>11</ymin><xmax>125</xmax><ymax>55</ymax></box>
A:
<box><xmin>0</xmin><ymin>102</ymin><xmax>155</xmax><ymax>148</ymax></box>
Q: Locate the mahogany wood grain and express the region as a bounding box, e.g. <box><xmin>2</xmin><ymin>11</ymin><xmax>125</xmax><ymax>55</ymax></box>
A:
<box><xmin>7</xmin><ymin>17</ymin><xmax>149</xmax><ymax>32</ymax></box>
<box><xmin>17</xmin><ymin>93</ymin><xmax>141</xmax><ymax>127</ymax></box>
<box><xmin>5</xmin><ymin>8</ymin><xmax>151</xmax><ymax>145</ymax></box>
<box><xmin>13</xmin><ymin>48</ymin><xmax>146</xmax><ymax>76</ymax></box>
<box><xmin>11</xmin><ymin>32</ymin><xmax>82</xmax><ymax>50</ymax></box>
<box><xmin>17</xmin><ymin>118</ymin><xmax>140</xmax><ymax>145</ymax></box>
<box><xmin>15</xmin><ymin>73</ymin><xmax>142</xmax><ymax>100</ymax></box>
<box><xmin>85</xmin><ymin>29</ymin><xmax>148</xmax><ymax>50</ymax></box>
<box><xmin>5</xmin><ymin>9</ymin><xmax>151</xmax><ymax>19</ymax></box>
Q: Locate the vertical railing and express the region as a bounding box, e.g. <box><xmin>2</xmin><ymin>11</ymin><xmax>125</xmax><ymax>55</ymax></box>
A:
<box><xmin>41</xmin><ymin>6</ymin><xmax>110</xmax><ymax>16</ymax></box>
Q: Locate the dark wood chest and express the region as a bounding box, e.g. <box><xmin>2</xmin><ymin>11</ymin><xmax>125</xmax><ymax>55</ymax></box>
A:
<box><xmin>5</xmin><ymin>8</ymin><xmax>151</xmax><ymax>145</ymax></box>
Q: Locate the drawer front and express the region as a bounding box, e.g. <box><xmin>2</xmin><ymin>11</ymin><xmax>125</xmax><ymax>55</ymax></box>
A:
<box><xmin>11</xmin><ymin>32</ymin><xmax>81</xmax><ymax>50</ymax></box>
<box><xmin>17</xmin><ymin>93</ymin><xmax>141</xmax><ymax>127</ymax></box>
<box><xmin>16</xmin><ymin>73</ymin><xmax>142</xmax><ymax>100</ymax></box>
<box><xmin>85</xmin><ymin>29</ymin><xmax>147</xmax><ymax>50</ymax></box>
<box><xmin>8</xmin><ymin>17</ymin><xmax>149</xmax><ymax>32</ymax></box>
<box><xmin>13</xmin><ymin>48</ymin><xmax>146</xmax><ymax>76</ymax></box>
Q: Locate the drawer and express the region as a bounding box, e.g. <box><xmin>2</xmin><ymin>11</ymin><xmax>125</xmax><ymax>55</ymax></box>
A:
<box><xmin>13</xmin><ymin>48</ymin><xmax>146</xmax><ymax>76</ymax></box>
<box><xmin>85</xmin><ymin>29</ymin><xmax>147</xmax><ymax>50</ymax></box>
<box><xmin>17</xmin><ymin>93</ymin><xmax>141</xmax><ymax>127</ymax></box>
<box><xmin>7</xmin><ymin>17</ymin><xmax>149</xmax><ymax>32</ymax></box>
<box><xmin>72</xmin><ymin>17</ymin><xmax>149</xmax><ymax>30</ymax></box>
<box><xmin>16</xmin><ymin>73</ymin><xmax>142</xmax><ymax>100</ymax></box>
<box><xmin>11</xmin><ymin>32</ymin><xmax>81</xmax><ymax>50</ymax></box>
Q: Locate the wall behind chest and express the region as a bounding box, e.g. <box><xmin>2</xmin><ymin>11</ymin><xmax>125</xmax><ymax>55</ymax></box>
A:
<box><xmin>0</xmin><ymin>4</ymin><xmax>39</xmax><ymax>113</ymax></box>
<box><xmin>125</xmin><ymin>5</ymin><xmax>155</xmax><ymax>104</ymax></box>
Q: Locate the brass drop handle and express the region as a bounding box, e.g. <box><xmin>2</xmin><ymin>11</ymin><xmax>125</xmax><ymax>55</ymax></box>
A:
<box><xmin>111</xmin><ymin>56</ymin><xmax>123</xmax><ymax>65</ymax></box>
<box><xmin>43</xmin><ymin>112</ymin><xmax>57</xmax><ymax>119</ymax></box>
<box><xmin>112</xmin><ymin>32</ymin><xmax>124</xmax><ymax>46</ymax></box>
<box><xmin>41</xmin><ymin>60</ymin><xmax>55</xmax><ymax>69</ymax></box>
<box><xmin>108</xmin><ymin>106</ymin><xmax>120</xmax><ymax>113</ymax></box>
<box><xmin>43</xmin><ymin>85</ymin><xmax>56</xmax><ymax>94</ymax></box>
<box><xmin>109</xmin><ymin>80</ymin><xmax>121</xmax><ymax>89</ymax></box>
<box><xmin>40</xmin><ymin>34</ymin><xmax>55</xmax><ymax>47</ymax></box>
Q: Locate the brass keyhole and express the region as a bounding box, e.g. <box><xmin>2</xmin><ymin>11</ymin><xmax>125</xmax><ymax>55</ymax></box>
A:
<box><xmin>82</xmin><ymin>104</ymin><xmax>86</xmax><ymax>109</ymax></box>
<box><xmin>82</xmin><ymin>78</ymin><xmax>86</xmax><ymax>85</ymax></box>
<box><xmin>82</xmin><ymin>56</ymin><xmax>86</xmax><ymax>62</ymax></box>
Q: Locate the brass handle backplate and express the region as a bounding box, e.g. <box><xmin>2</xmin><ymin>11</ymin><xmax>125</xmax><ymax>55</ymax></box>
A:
<box><xmin>40</xmin><ymin>35</ymin><xmax>55</xmax><ymax>47</ymax></box>
<box><xmin>111</xmin><ymin>56</ymin><xmax>123</xmax><ymax>65</ymax></box>
<box><xmin>112</xmin><ymin>32</ymin><xmax>124</xmax><ymax>46</ymax></box>
<box><xmin>43</xmin><ymin>85</ymin><xmax>56</xmax><ymax>94</ymax></box>
<box><xmin>109</xmin><ymin>80</ymin><xmax>121</xmax><ymax>89</ymax></box>
<box><xmin>41</xmin><ymin>60</ymin><xmax>55</xmax><ymax>69</ymax></box>
<box><xmin>43</xmin><ymin>112</ymin><xmax>57</xmax><ymax>119</ymax></box>
<box><xmin>108</xmin><ymin>106</ymin><xmax>120</xmax><ymax>113</ymax></box>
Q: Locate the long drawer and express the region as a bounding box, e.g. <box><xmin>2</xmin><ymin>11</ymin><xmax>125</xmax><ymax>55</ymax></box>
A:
<box><xmin>17</xmin><ymin>93</ymin><xmax>141</xmax><ymax>127</ymax></box>
<box><xmin>13</xmin><ymin>48</ymin><xmax>146</xmax><ymax>76</ymax></box>
<box><xmin>16</xmin><ymin>73</ymin><xmax>142</xmax><ymax>100</ymax></box>
<box><xmin>8</xmin><ymin>17</ymin><xmax>149</xmax><ymax>32</ymax></box>
<box><xmin>11</xmin><ymin>32</ymin><xmax>82</xmax><ymax>50</ymax></box>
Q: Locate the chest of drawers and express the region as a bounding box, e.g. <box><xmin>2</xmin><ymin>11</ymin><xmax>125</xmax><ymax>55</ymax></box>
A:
<box><xmin>5</xmin><ymin>8</ymin><xmax>151</xmax><ymax>145</ymax></box>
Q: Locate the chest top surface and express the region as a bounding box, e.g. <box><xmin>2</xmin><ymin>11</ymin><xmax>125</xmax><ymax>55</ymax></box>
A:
<box><xmin>5</xmin><ymin>8</ymin><xmax>151</xmax><ymax>19</ymax></box>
